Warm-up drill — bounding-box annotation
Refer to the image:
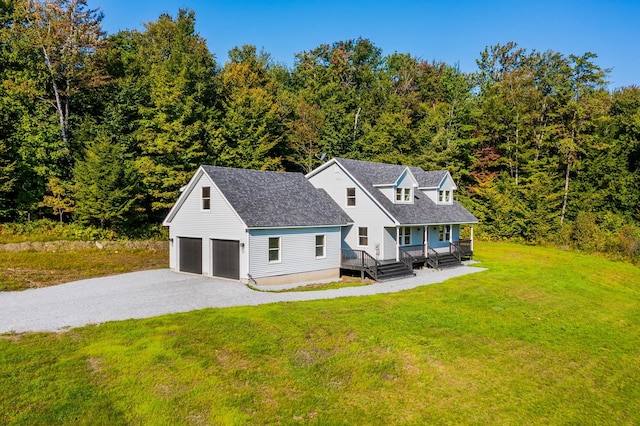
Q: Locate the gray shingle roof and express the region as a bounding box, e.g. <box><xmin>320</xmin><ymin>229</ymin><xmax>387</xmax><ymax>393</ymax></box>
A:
<box><xmin>335</xmin><ymin>158</ymin><xmax>478</xmax><ymax>224</ymax></box>
<box><xmin>202</xmin><ymin>166</ymin><xmax>352</xmax><ymax>228</ymax></box>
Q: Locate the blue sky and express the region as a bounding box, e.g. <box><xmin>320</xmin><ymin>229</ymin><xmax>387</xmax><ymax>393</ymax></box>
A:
<box><xmin>92</xmin><ymin>0</ymin><xmax>639</xmax><ymax>89</ymax></box>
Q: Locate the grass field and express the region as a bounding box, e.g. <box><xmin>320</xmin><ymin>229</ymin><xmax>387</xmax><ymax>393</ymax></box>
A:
<box><xmin>1</xmin><ymin>242</ymin><xmax>639</xmax><ymax>424</ymax></box>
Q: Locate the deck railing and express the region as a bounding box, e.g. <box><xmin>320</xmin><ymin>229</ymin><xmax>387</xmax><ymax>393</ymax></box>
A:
<box><xmin>341</xmin><ymin>248</ymin><xmax>379</xmax><ymax>281</ymax></box>
<box><xmin>399</xmin><ymin>244</ymin><xmax>425</xmax><ymax>259</ymax></box>
<box><xmin>451</xmin><ymin>239</ymin><xmax>473</xmax><ymax>260</ymax></box>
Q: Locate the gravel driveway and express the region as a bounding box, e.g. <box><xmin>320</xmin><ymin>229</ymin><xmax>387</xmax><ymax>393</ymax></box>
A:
<box><xmin>0</xmin><ymin>266</ymin><xmax>485</xmax><ymax>333</ymax></box>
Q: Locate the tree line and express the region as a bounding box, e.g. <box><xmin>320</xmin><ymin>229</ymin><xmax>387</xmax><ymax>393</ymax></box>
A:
<box><xmin>1</xmin><ymin>1</ymin><xmax>638</xmax><ymax>258</ymax></box>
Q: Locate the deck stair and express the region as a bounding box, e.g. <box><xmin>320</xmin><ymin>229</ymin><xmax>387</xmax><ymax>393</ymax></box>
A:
<box><xmin>435</xmin><ymin>253</ymin><xmax>461</xmax><ymax>268</ymax></box>
<box><xmin>376</xmin><ymin>261</ymin><xmax>415</xmax><ymax>281</ymax></box>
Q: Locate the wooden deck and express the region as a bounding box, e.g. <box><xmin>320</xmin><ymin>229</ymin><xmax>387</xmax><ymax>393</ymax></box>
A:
<box><xmin>341</xmin><ymin>240</ymin><xmax>473</xmax><ymax>280</ymax></box>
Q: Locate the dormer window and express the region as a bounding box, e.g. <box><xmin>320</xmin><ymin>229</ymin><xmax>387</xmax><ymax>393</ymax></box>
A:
<box><xmin>438</xmin><ymin>190</ymin><xmax>452</xmax><ymax>204</ymax></box>
<box><xmin>395</xmin><ymin>187</ymin><xmax>411</xmax><ymax>203</ymax></box>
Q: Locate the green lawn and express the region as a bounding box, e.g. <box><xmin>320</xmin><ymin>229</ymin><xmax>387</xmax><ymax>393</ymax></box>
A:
<box><xmin>1</xmin><ymin>242</ymin><xmax>639</xmax><ymax>424</ymax></box>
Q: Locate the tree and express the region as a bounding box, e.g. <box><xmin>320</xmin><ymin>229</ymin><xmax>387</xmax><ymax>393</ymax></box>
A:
<box><xmin>74</xmin><ymin>134</ymin><xmax>136</xmax><ymax>230</ymax></box>
<box><xmin>18</xmin><ymin>0</ymin><xmax>104</xmax><ymax>145</ymax></box>
<box><xmin>131</xmin><ymin>9</ymin><xmax>219</xmax><ymax>218</ymax></box>
<box><xmin>217</xmin><ymin>44</ymin><xmax>285</xmax><ymax>170</ymax></box>
<box><xmin>39</xmin><ymin>176</ymin><xmax>73</xmax><ymax>222</ymax></box>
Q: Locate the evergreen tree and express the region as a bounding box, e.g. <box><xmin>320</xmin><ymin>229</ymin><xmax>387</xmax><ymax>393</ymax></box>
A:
<box><xmin>74</xmin><ymin>134</ymin><xmax>136</xmax><ymax>230</ymax></box>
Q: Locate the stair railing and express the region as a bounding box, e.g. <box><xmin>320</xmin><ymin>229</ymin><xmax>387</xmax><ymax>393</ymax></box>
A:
<box><xmin>398</xmin><ymin>247</ymin><xmax>415</xmax><ymax>271</ymax></box>
<box><xmin>449</xmin><ymin>241</ymin><xmax>461</xmax><ymax>262</ymax></box>
<box><xmin>426</xmin><ymin>247</ymin><xmax>439</xmax><ymax>268</ymax></box>
<box><xmin>360</xmin><ymin>250</ymin><xmax>379</xmax><ymax>281</ymax></box>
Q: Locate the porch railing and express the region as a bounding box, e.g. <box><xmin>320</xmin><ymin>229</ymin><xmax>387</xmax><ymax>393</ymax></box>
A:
<box><xmin>341</xmin><ymin>248</ymin><xmax>379</xmax><ymax>281</ymax></box>
<box><xmin>399</xmin><ymin>244</ymin><xmax>426</xmax><ymax>259</ymax></box>
<box><xmin>451</xmin><ymin>239</ymin><xmax>473</xmax><ymax>260</ymax></box>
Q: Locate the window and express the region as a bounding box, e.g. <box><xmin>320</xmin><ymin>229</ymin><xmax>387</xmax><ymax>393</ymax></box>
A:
<box><xmin>346</xmin><ymin>188</ymin><xmax>356</xmax><ymax>206</ymax></box>
<box><xmin>268</xmin><ymin>237</ymin><xmax>280</xmax><ymax>262</ymax></box>
<box><xmin>358</xmin><ymin>227</ymin><xmax>368</xmax><ymax>246</ymax></box>
<box><xmin>399</xmin><ymin>226</ymin><xmax>411</xmax><ymax>245</ymax></box>
<box><xmin>445</xmin><ymin>190</ymin><xmax>451</xmax><ymax>202</ymax></box>
<box><xmin>202</xmin><ymin>187</ymin><xmax>211</xmax><ymax>210</ymax></box>
<box><xmin>315</xmin><ymin>235</ymin><xmax>326</xmax><ymax>258</ymax></box>
<box><xmin>438</xmin><ymin>190</ymin><xmax>443</xmax><ymax>202</ymax></box>
<box><xmin>438</xmin><ymin>225</ymin><xmax>451</xmax><ymax>242</ymax></box>
<box><xmin>396</xmin><ymin>187</ymin><xmax>411</xmax><ymax>202</ymax></box>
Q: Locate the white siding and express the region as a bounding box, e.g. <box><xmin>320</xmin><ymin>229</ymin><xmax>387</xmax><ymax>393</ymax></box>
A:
<box><xmin>249</xmin><ymin>227</ymin><xmax>341</xmax><ymax>279</ymax></box>
<box><xmin>383</xmin><ymin>227</ymin><xmax>396</xmax><ymax>260</ymax></box>
<box><xmin>168</xmin><ymin>172</ymin><xmax>248</xmax><ymax>276</ymax></box>
<box><xmin>308</xmin><ymin>165</ymin><xmax>396</xmax><ymax>260</ymax></box>
<box><xmin>378</xmin><ymin>186</ymin><xmax>394</xmax><ymax>202</ymax></box>
<box><xmin>423</xmin><ymin>188</ymin><xmax>438</xmax><ymax>203</ymax></box>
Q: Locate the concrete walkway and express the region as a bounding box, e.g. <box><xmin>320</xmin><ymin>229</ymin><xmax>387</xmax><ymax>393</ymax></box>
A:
<box><xmin>0</xmin><ymin>266</ymin><xmax>485</xmax><ymax>333</ymax></box>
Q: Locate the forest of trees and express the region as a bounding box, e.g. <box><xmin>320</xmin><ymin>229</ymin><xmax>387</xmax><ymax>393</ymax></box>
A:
<box><xmin>1</xmin><ymin>1</ymin><xmax>639</xmax><ymax>259</ymax></box>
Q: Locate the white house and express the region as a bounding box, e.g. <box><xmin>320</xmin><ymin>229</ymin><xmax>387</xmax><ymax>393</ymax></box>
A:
<box><xmin>164</xmin><ymin>159</ymin><xmax>478</xmax><ymax>284</ymax></box>
<box><xmin>163</xmin><ymin>165</ymin><xmax>352</xmax><ymax>285</ymax></box>
<box><xmin>305</xmin><ymin>158</ymin><xmax>478</xmax><ymax>273</ymax></box>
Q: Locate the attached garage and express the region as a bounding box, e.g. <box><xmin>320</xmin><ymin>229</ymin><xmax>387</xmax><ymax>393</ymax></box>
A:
<box><xmin>212</xmin><ymin>239</ymin><xmax>240</xmax><ymax>280</ymax></box>
<box><xmin>179</xmin><ymin>237</ymin><xmax>202</xmax><ymax>274</ymax></box>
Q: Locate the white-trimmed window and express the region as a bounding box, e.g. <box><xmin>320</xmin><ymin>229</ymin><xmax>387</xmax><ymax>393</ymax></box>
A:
<box><xmin>396</xmin><ymin>187</ymin><xmax>411</xmax><ymax>202</ymax></box>
<box><xmin>268</xmin><ymin>237</ymin><xmax>281</xmax><ymax>262</ymax></box>
<box><xmin>358</xmin><ymin>227</ymin><xmax>368</xmax><ymax>246</ymax></box>
<box><xmin>438</xmin><ymin>190</ymin><xmax>452</xmax><ymax>204</ymax></box>
<box><xmin>315</xmin><ymin>234</ymin><xmax>326</xmax><ymax>258</ymax></box>
<box><xmin>438</xmin><ymin>225</ymin><xmax>451</xmax><ymax>242</ymax></box>
<box><xmin>346</xmin><ymin>187</ymin><xmax>356</xmax><ymax>206</ymax></box>
<box><xmin>202</xmin><ymin>187</ymin><xmax>211</xmax><ymax>210</ymax></box>
<box><xmin>399</xmin><ymin>226</ymin><xmax>411</xmax><ymax>245</ymax></box>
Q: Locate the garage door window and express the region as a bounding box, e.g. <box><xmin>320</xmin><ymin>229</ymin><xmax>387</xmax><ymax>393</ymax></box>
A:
<box><xmin>268</xmin><ymin>237</ymin><xmax>280</xmax><ymax>263</ymax></box>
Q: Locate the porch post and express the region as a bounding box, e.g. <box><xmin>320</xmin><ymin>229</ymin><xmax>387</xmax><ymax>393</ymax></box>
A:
<box><xmin>470</xmin><ymin>224</ymin><xmax>474</xmax><ymax>251</ymax></box>
<box><xmin>424</xmin><ymin>226</ymin><xmax>428</xmax><ymax>255</ymax></box>
<box><xmin>396</xmin><ymin>226</ymin><xmax>400</xmax><ymax>261</ymax></box>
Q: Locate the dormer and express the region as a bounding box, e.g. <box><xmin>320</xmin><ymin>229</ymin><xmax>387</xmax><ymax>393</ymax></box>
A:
<box><xmin>419</xmin><ymin>171</ymin><xmax>457</xmax><ymax>205</ymax></box>
<box><xmin>374</xmin><ymin>167</ymin><xmax>418</xmax><ymax>204</ymax></box>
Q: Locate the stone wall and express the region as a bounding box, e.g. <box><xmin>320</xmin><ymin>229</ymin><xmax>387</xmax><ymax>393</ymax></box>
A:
<box><xmin>0</xmin><ymin>240</ymin><xmax>169</xmax><ymax>252</ymax></box>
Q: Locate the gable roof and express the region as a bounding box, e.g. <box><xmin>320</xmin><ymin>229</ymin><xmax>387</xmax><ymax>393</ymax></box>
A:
<box><xmin>197</xmin><ymin>166</ymin><xmax>352</xmax><ymax>228</ymax></box>
<box><xmin>329</xmin><ymin>158</ymin><xmax>477</xmax><ymax>225</ymax></box>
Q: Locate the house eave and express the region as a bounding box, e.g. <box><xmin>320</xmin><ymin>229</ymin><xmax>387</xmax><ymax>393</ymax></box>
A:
<box><xmin>247</xmin><ymin>222</ymin><xmax>352</xmax><ymax>231</ymax></box>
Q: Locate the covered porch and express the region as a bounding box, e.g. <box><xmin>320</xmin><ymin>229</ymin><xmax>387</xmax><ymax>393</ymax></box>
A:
<box><xmin>392</xmin><ymin>223</ymin><xmax>474</xmax><ymax>267</ymax></box>
<box><xmin>340</xmin><ymin>223</ymin><xmax>475</xmax><ymax>280</ymax></box>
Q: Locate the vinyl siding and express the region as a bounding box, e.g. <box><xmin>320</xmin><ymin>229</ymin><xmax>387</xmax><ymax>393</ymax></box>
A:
<box><xmin>249</xmin><ymin>227</ymin><xmax>341</xmax><ymax>279</ymax></box>
<box><xmin>308</xmin><ymin>165</ymin><xmax>396</xmax><ymax>260</ymax></box>
<box><xmin>168</xmin><ymin>172</ymin><xmax>247</xmax><ymax>276</ymax></box>
<box><xmin>383</xmin><ymin>227</ymin><xmax>396</xmax><ymax>260</ymax></box>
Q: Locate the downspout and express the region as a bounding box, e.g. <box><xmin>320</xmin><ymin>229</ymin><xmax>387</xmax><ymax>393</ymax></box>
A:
<box><xmin>245</xmin><ymin>229</ymin><xmax>250</xmax><ymax>283</ymax></box>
